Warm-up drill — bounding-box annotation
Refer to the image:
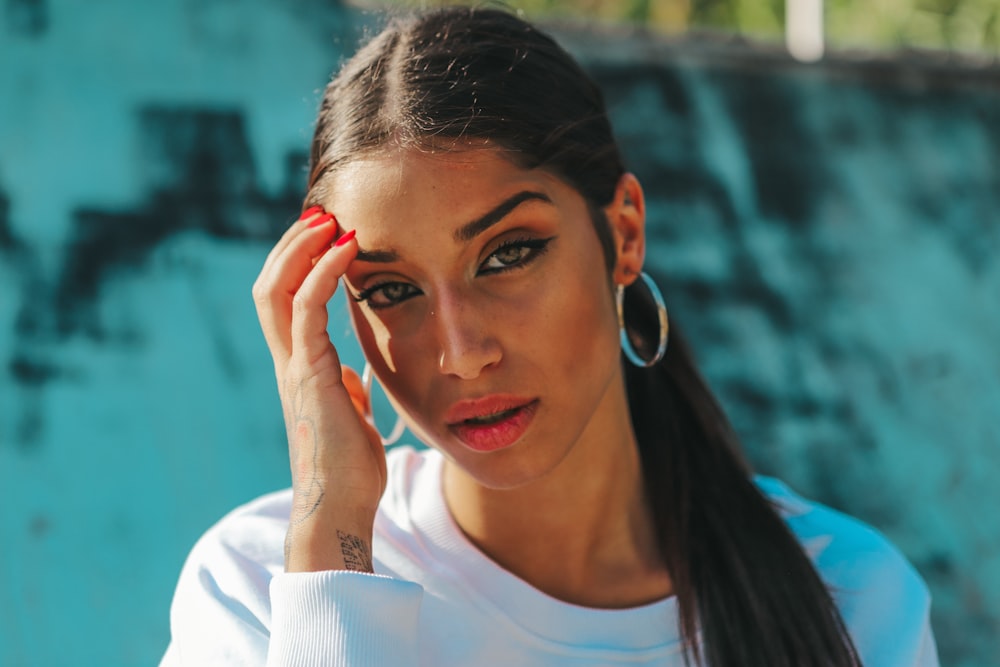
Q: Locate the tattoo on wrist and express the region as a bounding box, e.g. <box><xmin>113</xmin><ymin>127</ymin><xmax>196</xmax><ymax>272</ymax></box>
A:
<box><xmin>287</xmin><ymin>379</ymin><xmax>325</xmax><ymax>525</ymax></box>
<box><xmin>337</xmin><ymin>530</ymin><xmax>373</xmax><ymax>572</ymax></box>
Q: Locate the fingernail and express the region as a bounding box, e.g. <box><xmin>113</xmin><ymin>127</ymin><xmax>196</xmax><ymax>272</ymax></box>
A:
<box><xmin>299</xmin><ymin>205</ymin><xmax>323</xmax><ymax>221</ymax></box>
<box><xmin>334</xmin><ymin>229</ymin><xmax>356</xmax><ymax>247</ymax></box>
<box><xmin>308</xmin><ymin>212</ymin><xmax>335</xmax><ymax>228</ymax></box>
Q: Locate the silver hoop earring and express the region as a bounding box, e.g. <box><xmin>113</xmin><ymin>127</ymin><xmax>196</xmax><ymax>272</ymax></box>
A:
<box><xmin>616</xmin><ymin>272</ymin><xmax>669</xmax><ymax>367</ymax></box>
<box><xmin>362</xmin><ymin>362</ymin><xmax>406</xmax><ymax>447</ymax></box>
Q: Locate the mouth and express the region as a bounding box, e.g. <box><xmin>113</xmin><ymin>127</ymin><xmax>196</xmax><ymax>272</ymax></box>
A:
<box><xmin>459</xmin><ymin>406</ymin><xmax>522</xmax><ymax>426</ymax></box>
<box><xmin>446</xmin><ymin>397</ymin><xmax>539</xmax><ymax>453</ymax></box>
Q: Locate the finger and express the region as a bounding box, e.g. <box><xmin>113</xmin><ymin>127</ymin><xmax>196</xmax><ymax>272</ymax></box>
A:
<box><xmin>261</xmin><ymin>207</ymin><xmax>321</xmax><ymax>273</ymax></box>
<box><xmin>289</xmin><ymin>232</ymin><xmax>358</xmax><ymax>366</ymax></box>
<box><xmin>253</xmin><ymin>217</ymin><xmax>341</xmax><ymax>363</ymax></box>
<box><xmin>262</xmin><ymin>210</ymin><xmax>337</xmax><ymax>279</ymax></box>
<box><xmin>261</xmin><ymin>206</ymin><xmax>329</xmax><ymax>274</ymax></box>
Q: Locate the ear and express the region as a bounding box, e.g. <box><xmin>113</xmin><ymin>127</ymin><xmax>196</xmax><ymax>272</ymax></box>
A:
<box><xmin>604</xmin><ymin>172</ymin><xmax>646</xmax><ymax>287</ymax></box>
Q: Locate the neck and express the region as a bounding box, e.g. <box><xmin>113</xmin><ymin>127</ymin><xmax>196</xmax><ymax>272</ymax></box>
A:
<box><xmin>442</xmin><ymin>373</ymin><xmax>673</xmax><ymax>609</ymax></box>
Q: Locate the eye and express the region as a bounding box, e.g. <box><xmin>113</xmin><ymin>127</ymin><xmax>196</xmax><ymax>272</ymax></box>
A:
<box><xmin>353</xmin><ymin>281</ymin><xmax>421</xmax><ymax>310</ymax></box>
<box><xmin>479</xmin><ymin>237</ymin><xmax>555</xmax><ymax>274</ymax></box>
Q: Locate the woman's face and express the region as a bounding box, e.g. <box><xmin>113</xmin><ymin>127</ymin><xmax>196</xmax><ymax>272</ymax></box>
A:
<box><xmin>324</xmin><ymin>146</ymin><xmax>642</xmax><ymax>490</ymax></box>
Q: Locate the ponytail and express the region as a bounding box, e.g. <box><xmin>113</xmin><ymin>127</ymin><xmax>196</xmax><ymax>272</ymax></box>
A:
<box><xmin>622</xmin><ymin>281</ymin><xmax>863</xmax><ymax>666</ymax></box>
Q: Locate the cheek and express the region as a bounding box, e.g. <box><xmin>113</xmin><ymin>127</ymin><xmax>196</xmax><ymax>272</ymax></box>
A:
<box><xmin>557</xmin><ymin>286</ymin><xmax>618</xmax><ymax>371</ymax></box>
<box><xmin>508</xmin><ymin>271</ymin><xmax>619</xmax><ymax>378</ymax></box>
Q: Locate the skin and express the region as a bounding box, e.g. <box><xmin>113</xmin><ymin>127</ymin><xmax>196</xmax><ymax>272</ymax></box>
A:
<box><xmin>253</xmin><ymin>145</ymin><xmax>673</xmax><ymax>608</ymax></box>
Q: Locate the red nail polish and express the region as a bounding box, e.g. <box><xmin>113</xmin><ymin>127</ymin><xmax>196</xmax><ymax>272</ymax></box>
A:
<box><xmin>334</xmin><ymin>229</ymin><xmax>356</xmax><ymax>247</ymax></box>
<box><xmin>308</xmin><ymin>212</ymin><xmax>335</xmax><ymax>228</ymax></box>
<box><xmin>299</xmin><ymin>205</ymin><xmax>323</xmax><ymax>221</ymax></box>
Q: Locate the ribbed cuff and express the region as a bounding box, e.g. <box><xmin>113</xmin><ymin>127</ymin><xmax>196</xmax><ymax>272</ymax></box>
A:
<box><xmin>267</xmin><ymin>571</ymin><xmax>423</xmax><ymax>666</ymax></box>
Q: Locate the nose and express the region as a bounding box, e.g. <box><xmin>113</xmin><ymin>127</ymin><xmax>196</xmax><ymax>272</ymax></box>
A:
<box><xmin>433</xmin><ymin>294</ymin><xmax>502</xmax><ymax>379</ymax></box>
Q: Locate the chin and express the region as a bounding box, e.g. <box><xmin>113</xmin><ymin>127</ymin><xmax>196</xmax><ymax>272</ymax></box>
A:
<box><xmin>438</xmin><ymin>429</ymin><xmax>580</xmax><ymax>492</ymax></box>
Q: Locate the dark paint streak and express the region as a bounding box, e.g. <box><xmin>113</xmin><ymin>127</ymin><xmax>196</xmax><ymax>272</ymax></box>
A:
<box><xmin>8</xmin><ymin>355</ymin><xmax>60</xmax><ymax>386</ymax></box>
<box><xmin>52</xmin><ymin>108</ymin><xmax>306</xmax><ymax>341</ymax></box>
<box><xmin>2</xmin><ymin>185</ymin><xmax>54</xmax><ymax>451</ymax></box>
<box><xmin>5</xmin><ymin>0</ymin><xmax>48</xmax><ymax>38</ymax></box>
<box><xmin>0</xmin><ymin>187</ymin><xmax>14</xmax><ymax>249</ymax></box>
<box><xmin>4</xmin><ymin>110</ymin><xmax>307</xmax><ymax>450</ymax></box>
<box><xmin>717</xmin><ymin>70</ymin><xmax>830</xmax><ymax>225</ymax></box>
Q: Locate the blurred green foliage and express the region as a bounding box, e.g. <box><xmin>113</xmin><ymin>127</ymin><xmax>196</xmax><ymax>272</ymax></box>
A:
<box><xmin>355</xmin><ymin>0</ymin><xmax>999</xmax><ymax>56</ymax></box>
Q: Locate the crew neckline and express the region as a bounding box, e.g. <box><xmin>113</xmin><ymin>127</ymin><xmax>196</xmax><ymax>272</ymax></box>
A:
<box><xmin>405</xmin><ymin>448</ymin><xmax>686</xmax><ymax>656</ymax></box>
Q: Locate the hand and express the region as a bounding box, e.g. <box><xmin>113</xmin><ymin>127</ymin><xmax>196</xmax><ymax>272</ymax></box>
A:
<box><xmin>252</xmin><ymin>207</ymin><xmax>386</xmax><ymax>572</ymax></box>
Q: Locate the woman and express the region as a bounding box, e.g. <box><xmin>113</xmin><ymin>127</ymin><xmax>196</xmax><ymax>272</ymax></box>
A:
<box><xmin>161</xmin><ymin>7</ymin><xmax>938</xmax><ymax>666</ymax></box>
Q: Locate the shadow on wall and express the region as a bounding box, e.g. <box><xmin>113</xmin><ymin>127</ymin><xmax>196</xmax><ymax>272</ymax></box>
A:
<box><xmin>1</xmin><ymin>2</ymin><xmax>999</xmax><ymax>665</ymax></box>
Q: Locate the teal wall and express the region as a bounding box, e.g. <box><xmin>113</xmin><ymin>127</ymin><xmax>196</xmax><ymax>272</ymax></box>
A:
<box><xmin>1</xmin><ymin>1</ymin><xmax>997</xmax><ymax>665</ymax></box>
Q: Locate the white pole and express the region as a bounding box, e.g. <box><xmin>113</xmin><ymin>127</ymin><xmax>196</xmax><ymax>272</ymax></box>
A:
<box><xmin>786</xmin><ymin>0</ymin><xmax>825</xmax><ymax>62</ymax></box>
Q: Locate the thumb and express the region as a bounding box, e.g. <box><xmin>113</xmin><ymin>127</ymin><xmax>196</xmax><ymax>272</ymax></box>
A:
<box><xmin>342</xmin><ymin>365</ymin><xmax>372</xmax><ymax>419</ymax></box>
<box><xmin>342</xmin><ymin>365</ymin><xmax>388</xmax><ymax>456</ymax></box>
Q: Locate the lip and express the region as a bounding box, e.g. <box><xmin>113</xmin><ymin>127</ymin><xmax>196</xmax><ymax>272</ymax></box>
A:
<box><xmin>445</xmin><ymin>395</ymin><xmax>539</xmax><ymax>453</ymax></box>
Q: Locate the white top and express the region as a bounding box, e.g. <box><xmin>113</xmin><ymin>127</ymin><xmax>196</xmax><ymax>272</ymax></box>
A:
<box><xmin>161</xmin><ymin>446</ymin><xmax>939</xmax><ymax>666</ymax></box>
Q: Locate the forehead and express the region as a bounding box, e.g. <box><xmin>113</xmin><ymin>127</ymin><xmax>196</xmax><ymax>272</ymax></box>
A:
<box><xmin>322</xmin><ymin>146</ymin><xmax>563</xmax><ymax>230</ymax></box>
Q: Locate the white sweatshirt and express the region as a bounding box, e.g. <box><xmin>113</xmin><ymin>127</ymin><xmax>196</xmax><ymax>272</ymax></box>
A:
<box><xmin>161</xmin><ymin>446</ymin><xmax>939</xmax><ymax>666</ymax></box>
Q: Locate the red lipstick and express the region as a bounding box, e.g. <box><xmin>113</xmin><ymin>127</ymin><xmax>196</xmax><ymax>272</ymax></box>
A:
<box><xmin>445</xmin><ymin>395</ymin><xmax>538</xmax><ymax>453</ymax></box>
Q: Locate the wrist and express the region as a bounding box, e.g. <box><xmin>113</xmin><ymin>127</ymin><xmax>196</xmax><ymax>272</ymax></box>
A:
<box><xmin>284</xmin><ymin>508</ymin><xmax>376</xmax><ymax>573</ymax></box>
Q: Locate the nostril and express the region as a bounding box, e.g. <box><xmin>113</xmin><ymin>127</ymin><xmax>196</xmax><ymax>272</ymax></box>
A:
<box><xmin>437</xmin><ymin>332</ymin><xmax>502</xmax><ymax>380</ymax></box>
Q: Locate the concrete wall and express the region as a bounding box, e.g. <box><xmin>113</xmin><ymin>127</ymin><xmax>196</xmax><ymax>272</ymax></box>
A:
<box><xmin>2</xmin><ymin>1</ymin><xmax>997</xmax><ymax>665</ymax></box>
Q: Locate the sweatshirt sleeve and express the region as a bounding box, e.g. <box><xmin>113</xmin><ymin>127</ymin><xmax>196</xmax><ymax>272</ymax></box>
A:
<box><xmin>267</xmin><ymin>571</ymin><xmax>422</xmax><ymax>665</ymax></box>
<box><xmin>160</xmin><ymin>490</ymin><xmax>424</xmax><ymax>666</ymax></box>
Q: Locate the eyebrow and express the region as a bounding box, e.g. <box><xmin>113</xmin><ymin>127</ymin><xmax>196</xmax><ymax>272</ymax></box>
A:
<box><xmin>454</xmin><ymin>190</ymin><xmax>552</xmax><ymax>242</ymax></box>
<box><xmin>352</xmin><ymin>190</ymin><xmax>553</xmax><ymax>264</ymax></box>
<box><xmin>355</xmin><ymin>248</ymin><xmax>400</xmax><ymax>263</ymax></box>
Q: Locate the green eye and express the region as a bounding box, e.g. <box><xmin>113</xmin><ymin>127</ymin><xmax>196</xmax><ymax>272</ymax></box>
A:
<box><xmin>354</xmin><ymin>282</ymin><xmax>421</xmax><ymax>310</ymax></box>
<box><xmin>479</xmin><ymin>237</ymin><xmax>555</xmax><ymax>274</ymax></box>
<box><xmin>483</xmin><ymin>245</ymin><xmax>531</xmax><ymax>269</ymax></box>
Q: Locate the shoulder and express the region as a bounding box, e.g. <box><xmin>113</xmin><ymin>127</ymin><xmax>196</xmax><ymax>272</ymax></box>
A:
<box><xmin>198</xmin><ymin>486</ymin><xmax>294</xmax><ymax>559</ymax></box>
<box><xmin>168</xmin><ymin>487</ymin><xmax>293</xmax><ymax>627</ymax></box>
<box><xmin>756</xmin><ymin>476</ymin><xmax>938</xmax><ymax>667</ymax></box>
<box><xmin>754</xmin><ymin>476</ymin><xmax>926</xmax><ymax>600</ymax></box>
<box><xmin>164</xmin><ymin>487</ymin><xmax>293</xmax><ymax>663</ymax></box>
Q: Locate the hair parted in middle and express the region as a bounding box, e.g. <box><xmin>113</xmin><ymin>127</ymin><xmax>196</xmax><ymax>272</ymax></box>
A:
<box><xmin>306</xmin><ymin>7</ymin><xmax>623</xmax><ymax>269</ymax></box>
<box><xmin>304</xmin><ymin>7</ymin><xmax>863</xmax><ymax>666</ymax></box>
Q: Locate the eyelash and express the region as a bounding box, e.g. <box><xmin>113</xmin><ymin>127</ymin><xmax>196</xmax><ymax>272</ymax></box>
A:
<box><xmin>353</xmin><ymin>236</ymin><xmax>555</xmax><ymax>310</ymax></box>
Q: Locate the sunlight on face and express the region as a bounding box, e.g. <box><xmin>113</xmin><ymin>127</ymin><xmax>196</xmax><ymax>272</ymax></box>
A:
<box><xmin>320</xmin><ymin>146</ymin><xmax>628</xmax><ymax>489</ymax></box>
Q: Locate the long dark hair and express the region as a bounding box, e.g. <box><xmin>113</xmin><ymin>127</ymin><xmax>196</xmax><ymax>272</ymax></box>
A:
<box><xmin>305</xmin><ymin>7</ymin><xmax>862</xmax><ymax>666</ymax></box>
